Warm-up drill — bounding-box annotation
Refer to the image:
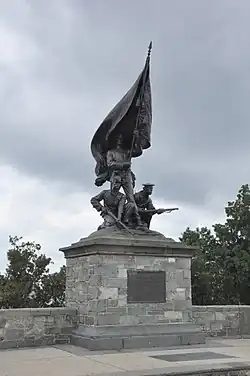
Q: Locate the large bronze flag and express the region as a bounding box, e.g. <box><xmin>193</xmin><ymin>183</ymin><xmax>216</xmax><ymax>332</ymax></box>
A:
<box><xmin>91</xmin><ymin>43</ymin><xmax>152</xmax><ymax>185</ymax></box>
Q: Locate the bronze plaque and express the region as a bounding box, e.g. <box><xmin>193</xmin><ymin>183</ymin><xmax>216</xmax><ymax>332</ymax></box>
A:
<box><xmin>127</xmin><ymin>270</ymin><xmax>166</xmax><ymax>303</ymax></box>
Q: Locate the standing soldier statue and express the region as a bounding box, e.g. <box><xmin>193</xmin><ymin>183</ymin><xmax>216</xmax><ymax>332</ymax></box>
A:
<box><xmin>106</xmin><ymin>134</ymin><xmax>141</xmax><ymax>227</ymax></box>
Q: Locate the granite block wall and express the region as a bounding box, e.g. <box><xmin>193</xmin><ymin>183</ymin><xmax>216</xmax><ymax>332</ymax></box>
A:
<box><xmin>192</xmin><ymin>306</ymin><xmax>250</xmax><ymax>338</ymax></box>
<box><xmin>66</xmin><ymin>253</ymin><xmax>192</xmax><ymax>326</ymax></box>
<box><xmin>0</xmin><ymin>307</ymin><xmax>77</xmax><ymax>349</ymax></box>
<box><xmin>1</xmin><ymin>305</ymin><xmax>250</xmax><ymax>350</ymax></box>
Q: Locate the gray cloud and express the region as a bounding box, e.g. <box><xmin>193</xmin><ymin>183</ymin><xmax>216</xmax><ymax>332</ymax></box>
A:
<box><xmin>1</xmin><ymin>0</ymin><xmax>250</xmax><ymax>206</ymax></box>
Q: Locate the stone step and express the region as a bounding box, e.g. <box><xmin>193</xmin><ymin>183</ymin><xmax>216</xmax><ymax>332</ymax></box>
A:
<box><xmin>71</xmin><ymin>323</ymin><xmax>205</xmax><ymax>351</ymax></box>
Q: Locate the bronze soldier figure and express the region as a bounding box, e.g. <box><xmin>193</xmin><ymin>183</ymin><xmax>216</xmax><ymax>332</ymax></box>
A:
<box><xmin>107</xmin><ymin>134</ymin><xmax>141</xmax><ymax>227</ymax></box>
<box><xmin>90</xmin><ymin>175</ymin><xmax>126</xmax><ymax>230</ymax></box>
<box><xmin>134</xmin><ymin>184</ymin><xmax>178</xmax><ymax>229</ymax></box>
<box><xmin>90</xmin><ymin>174</ymin><xmax>138</xmax><ymax>231</ymax></box>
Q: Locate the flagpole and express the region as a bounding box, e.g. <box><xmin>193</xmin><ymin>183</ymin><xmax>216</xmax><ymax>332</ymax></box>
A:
<box><xmin>129</xmin><ymin>41</ymin><xmax>152</xmax><ymax>161</ymax></box>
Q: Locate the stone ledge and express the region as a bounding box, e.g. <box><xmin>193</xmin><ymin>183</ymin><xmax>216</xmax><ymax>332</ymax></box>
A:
<box><xmin>71</xmin><ymin>333</ymin><xmax>206</xmax><ymax>351</ymax></box>
<box><xmin>73</xmin><ymin>323</ymin><xmax>201</xmax><ymax>338</ymax></box>
<box><xmin>60</xmin><ymin>239</ymin><xmax>195</xmax><ymax>259</ymax></box>
<box><xmin>60</xmin><ymin>228</ymin><xmax>196</xmax><ymax>259</ymax></box>
<box><xmin>71</xmin><ymin>323</ymin><xmax>205</xmax><ymax>351</ymax></box>
<box><xmin>0</xmin><ymin>334</ymin><xmax>71</xmax><ymax>350</ymax></box>
<box><xmin>0</xmin><ymin>307</ymin><xmax>77</xmax><ymax>317</ymax></box>
<box><xmin>192</xmin><ymin>306</ymin><xmax>245</xmax><ymax>311</ymax></box>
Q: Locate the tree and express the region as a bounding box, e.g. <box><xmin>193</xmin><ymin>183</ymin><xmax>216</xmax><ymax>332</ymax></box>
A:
<box><xmin>180</xmin><ymin>226</ymin><xmax>221</xmax><ymax>305</ymax></box>
<box><xmin>180</xmin><ymin>184</ymin><xmax>250</xmax><ymax>305</ymax></box>
<box><xmin>0</xmin><ymin>236</ymin><xmax>66</xmax><ymax>308</ymax></box>
<box><xmin>213</xmin><ymin>184</ymin><xmax>250</xmax><ymax>304</ymax></box>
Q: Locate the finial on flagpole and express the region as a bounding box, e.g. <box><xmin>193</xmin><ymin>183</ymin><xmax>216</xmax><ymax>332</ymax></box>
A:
<box><xmin>147</xmin><ymin>41</ymin><xmax>152</xmax><ymax>59</ymax></box>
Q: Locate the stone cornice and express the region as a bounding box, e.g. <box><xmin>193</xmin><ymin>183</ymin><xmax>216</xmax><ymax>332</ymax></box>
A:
<box><xmin>60</xmin><ymin>235</ymin><xmax>197</xmax><ymax>259</ymax></box>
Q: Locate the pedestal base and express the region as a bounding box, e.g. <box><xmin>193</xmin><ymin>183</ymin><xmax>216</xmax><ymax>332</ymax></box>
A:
<box><xmin>60</xmin><ymin>228</ymin><xmax>205</xmax><ymax>351</ymax></box>
<box><xmin>71</xmin><ymin>323</ymin><xmax>205</xmax><ymax>351</ymax></box>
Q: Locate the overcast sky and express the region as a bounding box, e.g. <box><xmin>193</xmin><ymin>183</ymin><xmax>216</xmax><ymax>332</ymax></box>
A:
<box><xmin>1</xmin><ymin>0</ymin><xmax>249</xmax><ymax>272</ymax></box>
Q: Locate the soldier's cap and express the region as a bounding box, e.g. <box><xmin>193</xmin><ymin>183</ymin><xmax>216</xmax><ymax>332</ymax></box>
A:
<box><xmin>142</xmin><ymin>183</ymin><xmax>155</xmax><ymax>187</ymax></box>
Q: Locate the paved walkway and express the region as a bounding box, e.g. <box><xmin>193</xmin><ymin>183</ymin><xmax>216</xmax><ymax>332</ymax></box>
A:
<box><xmin>1</xmin><ymin>338</ymin><xmax>250</xmax><ymax>376</ymax></box>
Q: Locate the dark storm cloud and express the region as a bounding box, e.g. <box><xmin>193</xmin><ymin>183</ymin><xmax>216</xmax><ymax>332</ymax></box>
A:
<box><xmin>1</xmin><ymin>0</ymin><xmax>250</xmax><ymax>205</ymax></box>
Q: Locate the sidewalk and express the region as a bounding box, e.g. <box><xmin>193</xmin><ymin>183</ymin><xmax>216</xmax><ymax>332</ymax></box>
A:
<box><xmin>1</xmin><ymin>338</ymin><xmax>250</xmax><ymax>376</ymax></box>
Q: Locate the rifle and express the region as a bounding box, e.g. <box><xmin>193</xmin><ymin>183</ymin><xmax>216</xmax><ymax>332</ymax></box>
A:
<box><xmin>139</xmin><ymin>208</ymin><xmax>179</xmax><ymax>215</ymax></box>
<box><xmin>102</xmin><ymin>208</ymin><xmax>134</xmax><ymax>235</ymax></box>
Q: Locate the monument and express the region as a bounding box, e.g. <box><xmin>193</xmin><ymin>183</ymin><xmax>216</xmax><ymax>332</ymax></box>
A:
<box><xmin>60</xmin><ymin>43</ymin><xmax>205</xmax><ymax>350</ymax></box>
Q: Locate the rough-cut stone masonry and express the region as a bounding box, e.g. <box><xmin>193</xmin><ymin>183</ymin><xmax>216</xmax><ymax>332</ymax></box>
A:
<box><xmin>0</xmin><ymin>307</ymin><xmax>77</xmax><ymax>349</ymax></box>
<box><xmin>1</xmin><ymin>305</ymin><xmax>250</xmax><ymax>350</ymax></box>
<box><xmin>65</xmin><ymin>254</ymin><xmax>192</xmax><ymax>327</ymax></box>
<box><xmin>192</xmin><ymin>306</ymin><xmax>250</xmax><ymax>338</ymax></box>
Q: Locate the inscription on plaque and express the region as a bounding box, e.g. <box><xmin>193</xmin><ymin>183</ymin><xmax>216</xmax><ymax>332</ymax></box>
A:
<box><xmin>127</xmin><ymin>270</ymin><xmax>166</xmax><ymax>303</ymax></box>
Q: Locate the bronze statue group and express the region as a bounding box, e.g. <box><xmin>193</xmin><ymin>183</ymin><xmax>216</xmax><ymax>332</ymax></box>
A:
<box><xmin>91</xmin><ymin>134</ymin><xmax>177</xmax><ymax>232</ymax></box>
<box><xmin>90</xmin><ymin>43</ymin><xmax>178</xmax><ymax>233</ymax></box>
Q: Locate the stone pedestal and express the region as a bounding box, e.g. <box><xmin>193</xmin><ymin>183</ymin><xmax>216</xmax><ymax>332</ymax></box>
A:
<box><xmin>60</xmin><ymin>228</ymin><xmax>205</xmax><ymax>350</ymax></box>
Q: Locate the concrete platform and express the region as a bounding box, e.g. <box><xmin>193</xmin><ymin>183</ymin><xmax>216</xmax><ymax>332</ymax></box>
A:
<box><xmin>2</xmin><ymin>338</ymin><xmax>250</xmax><ymax>376</ymax></box>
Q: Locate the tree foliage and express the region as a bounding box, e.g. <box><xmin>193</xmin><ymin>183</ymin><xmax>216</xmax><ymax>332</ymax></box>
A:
<box><xmin>181</xmin><ymin>184</ymin><xmax>250</xmax><ymax>305</ymax></box>
<box><xmin>0</xmin><ymin>236</ymin><xmax>66</xmax><ymax>308</ymax></box>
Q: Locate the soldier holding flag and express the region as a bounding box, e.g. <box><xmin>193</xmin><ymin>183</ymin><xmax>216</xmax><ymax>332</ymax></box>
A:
<box><xmin>90</xmin><ymin>43</ymin><xmax>153</xmax><ymax>229</ymax></box>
